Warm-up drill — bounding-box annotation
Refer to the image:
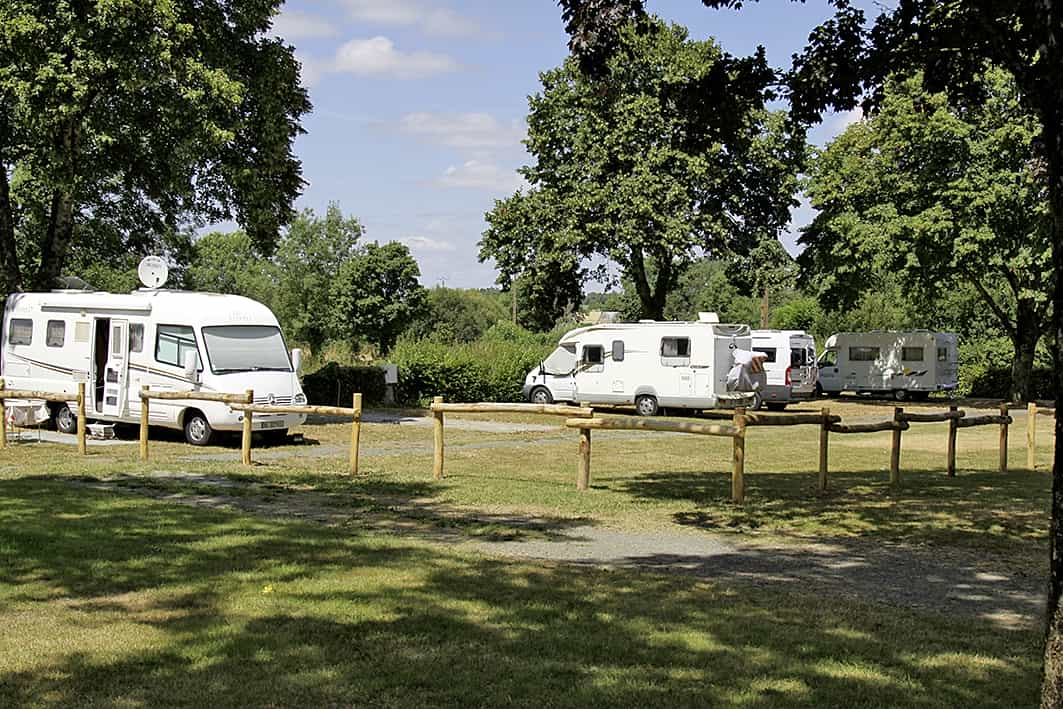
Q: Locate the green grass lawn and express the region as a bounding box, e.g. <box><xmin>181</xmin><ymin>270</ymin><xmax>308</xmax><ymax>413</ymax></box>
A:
<box><xmin>0</xmin><ymin>401</ymin><xmax>1052</xmax><ymax>706</ymax></box>
<box><xmin>0</xmin><ymin>480</ymin><xmax>1041</xmax><ymax>708</ymax></box>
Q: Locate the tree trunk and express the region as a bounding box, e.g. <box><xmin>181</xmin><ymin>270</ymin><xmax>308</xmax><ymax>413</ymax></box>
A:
<box><xmin>0</xmin><ymin>161</ymin><xmax>21</xmax><ymax>293</ymax></box>
<box><xmin>760</xmin><ymin>285</ymin><xmax>770</xmax><ymax>328</ymax></box>
<box><xmin>1011</xmin><ymin>301</ymin><xmax>1041</xmax><ymax>403</ymax></box>
<box><xmin>1040</xmin><ymin>83</ymin><xmax>1063</xmax><ymax>708</ymax></box>
<box><xmin>33</xmin><ymin>121</ymin><xmax>79</xmax><ymax>290</ymax></box>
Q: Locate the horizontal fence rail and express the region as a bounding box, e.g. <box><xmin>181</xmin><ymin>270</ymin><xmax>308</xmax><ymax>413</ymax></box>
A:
<box><xmin>431</xmin><ymin>401</ymin><xmax>593</xmax><ymax>418</ymax></box>
<box><xmin>0</xmin><ymin>379</ymin><xmax>86</xmax><ymax>455</ymax></box>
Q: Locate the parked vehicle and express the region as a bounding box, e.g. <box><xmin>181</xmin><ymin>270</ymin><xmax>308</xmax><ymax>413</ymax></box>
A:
<box><xmin>751</xmin><ymin>330</ymin><xmax>818</xmax><ymax>411</ymax></box>
<box><xmin>522</xmin><ymin>313</ymin><xmax>767</xmax><ymax>415</ymax></box>
<box><xmin>2</xmin><ymin>282</ymin><xmax>307</xmax><ymax>445</ymax></box>
<box><xmin>816</xmin><ymin>330</ymin><xmax>959</xmax><ymax>400</ymax></box>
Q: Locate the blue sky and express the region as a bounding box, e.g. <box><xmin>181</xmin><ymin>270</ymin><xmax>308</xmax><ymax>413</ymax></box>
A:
<box><xmin>269</xmin><ymin>0</ymin><xmax>875</xmax><ymax>289</ymax></box>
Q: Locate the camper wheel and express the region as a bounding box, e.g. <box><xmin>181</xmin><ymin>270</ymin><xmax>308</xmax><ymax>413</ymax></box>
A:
<box><xmin>529</xmin><ymin>387</ymin><xmax>553</xmax><ymax>405</ymax></box>
<box><xmin>52</xmin><ymin>404</ymin><xmax>77</xmax><ymax>435</ymax></box>
<box><xmin>635</xmin><ymin>394</ymin><xmax>659</xmax><ymax>417</ymax></box>
<box><xmin>183</xmin><ymin>410</ymin><xmax>214</xmax><ymax>446</ymax></box>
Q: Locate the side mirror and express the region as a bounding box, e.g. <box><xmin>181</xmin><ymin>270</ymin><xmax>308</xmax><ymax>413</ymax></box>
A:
<box><xmin>291</xmin><ymin>348</ymin><xmax>303</xmax><ymax>375</ymax></box>
<box><xmin>539</xmin><ymin>361</ymin><xmax>545</xmax><ymax>376</ymax></box>
<box><xmin>183</xmin><ymin>350</ymin><xmax>199</xmax><ymax>383</ymax></box>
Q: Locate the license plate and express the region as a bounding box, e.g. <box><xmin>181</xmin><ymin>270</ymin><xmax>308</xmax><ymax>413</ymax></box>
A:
<box><xmin>257</xmin><ymin>420</ymin><xmax>284</xmax><ymax>430</ymax></box>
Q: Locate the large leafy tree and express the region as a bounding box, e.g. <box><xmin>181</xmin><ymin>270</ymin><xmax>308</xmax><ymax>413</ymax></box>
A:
<box><xmin>557</xmin><ymin>0</ymin><xmax>1063</xmax><ymax>701</ymax></box>
<box><xmin>802</xmin><ymin>69</ymin><xmax>1050</xmax><ymax>401</ymax></box>
<box><xmin>0</xmin><ymin>0</ymin><xmax>309</xmax><ymax>292</ymax></box>
<box><xmin>480</xmin><ymin>19</ymin><xmax>802</xmax><ymax>320</ymax></box>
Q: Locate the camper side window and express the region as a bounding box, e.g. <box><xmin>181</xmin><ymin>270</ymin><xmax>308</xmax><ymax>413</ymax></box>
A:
<box><xmin>660</xmin><ymin>337</ymin><xmax>691</xmax><ymax>366</ymax></box>
<box><xmin>46</xmin><ymin>320</ymin><xmax>65</xmax><ymax>348</ymax></box>
<box><xmin>850</xmin><ymin>346</ymin><xmax>879</xmax><ymax>362</ymax></box>
<box><xmin>753</xmin><ymin>347</ymin><xmax>777</xmax><ymax>363</ymax></box>
<box><xmin>155</xmin><ymin>325</ymin><xmax>202</xmax><ymax>370</ymax></box>
<box><xmin>937</xmin><ymin>347</ymin><xmax>948</xmax><ymax>362</ymax></box>
<box><xmin>819</xmin><ymin>350</ymin><xmax>837</xmax><ymax>367</ymax></box>
<box><xmin>902</xmin><ymin>346</ymin><xmax>924</xmax><ymax>362</ymax></box>
<box><xmin>583</xmin><ymin>345</ymin><xmax>604</xmax><ymax>365</ymax></box>
<box><xmin>611</xmin><ymin>340</ymin><xmax>625</xmax><ymax>362</ymax></box>
<box><xmin>8</xmin><ymin>318</ymin><xmax>32</xmax><ymax>346</ymax></box>
<box><xmin>129</xmin><ymin>324</ymin><xmax>144</xmax><ymax>353</ymax></box>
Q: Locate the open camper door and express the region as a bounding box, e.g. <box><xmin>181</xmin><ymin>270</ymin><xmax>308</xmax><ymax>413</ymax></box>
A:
<box><xmin>101</xmin><ymin>319</ymin><xmax>129</xmax><ymax>417</ymax></box>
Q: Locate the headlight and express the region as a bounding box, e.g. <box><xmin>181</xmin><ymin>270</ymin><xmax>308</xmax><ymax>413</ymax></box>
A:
<box><xmin>293</xmin><ymin>392</ymin><xmax>307</xmax><ymax>405</ymax></box>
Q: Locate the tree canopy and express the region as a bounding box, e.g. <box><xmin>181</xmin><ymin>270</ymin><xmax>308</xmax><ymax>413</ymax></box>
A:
<box><xmin>0</xmin><ymin>0</ymin><xmax>310</xmax><ymax>292</ymax></box>
<box><xmin>480</xmin><ymin>19</ymin><xmax>802</xmax><ymax>320</ymax></box>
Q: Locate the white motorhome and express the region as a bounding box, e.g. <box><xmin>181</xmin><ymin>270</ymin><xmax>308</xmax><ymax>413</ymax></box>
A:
<box><xmin>522</xmin><ymin>314</ymin><xmax>766</xmax><ymax>415</ymax></box>
<box><xmin>1</xmin><ymin>288</ymin><xmax>307</xmax><ymax>445</ymax></box>
<box><xmin>816</xmin><ymin>330</ymin><xmax>959</xmax><ymax>400</ymax></box>
<box><xmin>751</xmin><ymin>330</ymin><xmax>818</xmax><ymax>410</ymax></box>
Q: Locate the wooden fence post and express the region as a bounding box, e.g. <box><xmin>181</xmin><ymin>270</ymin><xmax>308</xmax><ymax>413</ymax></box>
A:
<box><xmin>732</xmin><ymin>407</ymin><xmax>746</xmax><ymax>504</ymax></box>
<box><xmin>76</xmin><ymin>382</ymin><xmax>87</xmax><ymax>455</ymax></box>
<box><xmin>947</xmin><ymin>405</ymin><xmax>958</xmax><ymax>477</ymax></box>
<box><xmin>433</xmin><ymin>396</ymin><xmax>445</xmax><ymax>480</ymax></box>
<box><xmin>241</xmin><ymin>389</ymin><xmax>253</xmax><ymax>466</ymax></box>
<box><xmin>1028</xmin><ymin>402</ymin><xmax>1037</xmax><ymax>471</ymax></box>
<box><xmin>349</xmin><ymin>393</ymin><xmax>362</xmax><ymax>475</ymax></box>
<box><xmin>999</xmin><ymin>402</ymin><xmax>1009</xmax><ymax>473</ymax></box>
<box><xmin>577</xmin><ymin>426</ymin><xmax>591</xmax><ymax>491</ymax></box>
<box><xmin>139</xmin><ymin>386</ymin><xmax>150</xmax><ymax>462</ymax></box>
<box><xmin>0</xmin><ymin>379</ymin><xmax>6</xmax><ymax>450</ymax></box>
<box><xmin>818</xmin><ymin>407</ymin><xmax>830</xmax><ymax>492</ymax></box>
<box><xmin>889</xmin><ymin>407</ymin><xmax>903</xmax><ymax>485</ymax></box>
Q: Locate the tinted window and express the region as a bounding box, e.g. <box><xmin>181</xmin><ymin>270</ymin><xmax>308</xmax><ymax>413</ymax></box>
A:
<box><xmin>8</xmin><ymin>318</ymin><xmax>31</xmax><ymax>346</ymax></box>
<box><xmin>850</xmin><ymin>346</ymin><xmax>879</xmax><ymax>362</ymax></box>
<box><xmin>611</xmin><ymin>340</ymin><xmax>625</xmax><ymax>362</ymax></box>
<box><xmin>753</xmin><ymin>347</ymin><xmax>777</xmax><ymax>363</ymax></box>
<box><xmin>583</xmin><ymin>345</ymin><xmax>604</xmax><ymax>365</ymax></box>
<box><xmin>902</xmin><ymin>346</ymin><xmax>924</xmax><ymax>362</ymax></box>
<box><xmin>129</xmin><ymin>324</ymin><xmax>144</xmax><ymax>353</ymax></box>
<box><xmin>46</xmin><ymin>320</ymin><xmax>65</xmax><ymax>348</ymax></box>
<box><xmin>790</xmin><ymin>348</ymin><xmax>807</xmax><ymax>367</ymax></box>
<box><xmin>661</xmin><ymin>338</ymin><xmax>690</xmax><ymax>357</ymax></box>
<box><xmin>155</xmin><ymin>325</ymin><xmax>202</xmax><ymax>369</ymax></box>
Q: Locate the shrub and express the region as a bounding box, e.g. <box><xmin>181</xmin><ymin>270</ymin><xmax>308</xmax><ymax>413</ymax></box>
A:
<box><xmin>301</xmin><ymin>362</ymin><xmax>387</xmax><ymax>406</ymax></box>
<box><xmin>957</xmin><ymin>337</ymin><xmax>1055</xmax><ymax>399</ymax></box>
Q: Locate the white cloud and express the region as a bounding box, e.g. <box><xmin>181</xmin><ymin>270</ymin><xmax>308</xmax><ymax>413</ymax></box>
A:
<box><xmin>342</xmin><ymin>0</ymin><xmax>483</xmax><ymax>38</ymax></box>
<box><xmin>296</xmin><ymin>52</ymin><xmax>327</xmax><ymax>87</ymax></box>
<box><xmin>398</xmin><ymin>112</ymin><xmax>525</xmax><ymax>151</ymax></box>
<box><xmin>402</xmin><ymin>235</ymin><xmax>457</xmax><ymax>252</ymax></box>
<box><xmin>333</xmin><ymin>36</ymin><xmax>460</xmax><ymax>79</ymax></box>
<box><xmin>272</xmin><ymin>10</ymin><xmax>340</xmax><ymax>40</ymax></box>
<box><xmin>437</xmin><ymin>160</ymin><xmax>526</xmax><ymax>192</ymax></box>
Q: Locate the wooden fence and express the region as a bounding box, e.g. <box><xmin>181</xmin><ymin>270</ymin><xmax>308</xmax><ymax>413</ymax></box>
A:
<box><xmin>139</xmin><ymin>388</ymin><xmax>364</xmax><ymax>474</ymax></box>
<box><xmin>0</xmin><ymin>379</ymin><xmax>87</xmax><ymax>454</ymax></box>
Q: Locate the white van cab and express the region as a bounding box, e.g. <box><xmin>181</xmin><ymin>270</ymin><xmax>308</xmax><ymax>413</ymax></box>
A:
<box><xmin>751</xmin><ymin>330</ymin><xmax>818</xmax><ymax>410</ymax></box>
<box><xmin>2</xmin><ymin>288</ymin><xmax>307</xmax><ymax>445</ymax></box>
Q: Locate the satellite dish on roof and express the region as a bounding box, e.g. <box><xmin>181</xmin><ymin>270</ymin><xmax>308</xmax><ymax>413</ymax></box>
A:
<box><xmin>137</xmin><ymin>256</ymin><xmax>169</xmax><ymax>289</ymax></box>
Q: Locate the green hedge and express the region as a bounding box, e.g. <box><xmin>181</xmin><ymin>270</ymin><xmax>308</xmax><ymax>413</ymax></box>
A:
<box><xmin>390</xmin><ymin>325</ymin><xmax>554</xmax><ymax>405</ymax></box>
<box><xmin>301</xmin><ymin>362</ymin><xmax>387</xmax><ymax>406</ymax></box>
<box><xmin>958</xmin><ymin>337</ymin><xmax>1055</xmax><ymax>399</ymax></box>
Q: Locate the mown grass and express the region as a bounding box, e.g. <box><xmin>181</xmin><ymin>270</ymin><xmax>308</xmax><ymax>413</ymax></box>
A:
<box><xmin>0</xmin><ymin>480</ymin><xmax>1042</xmax><ymax>708</ymax></box>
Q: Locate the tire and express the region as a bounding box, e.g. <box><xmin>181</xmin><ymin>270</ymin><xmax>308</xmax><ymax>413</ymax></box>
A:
<box><xmin>765</xmin><ymin>402</ymin><xmax>787</xmax><ymax>412</ymax></box>
<box><xmin>814</xmin><ymin>382</ymin><xmax>824</xmax><ymax>397</ymax></box>
<box><xmin>635</xmin><ymin>394</ymin><xmax>659</xmax><ymax>416</ymax></box>
<box><xmin>529</xmin><ymin>387</ymin><xmax>553</xmax><ymax>405</ymax></box>
<box><xmin>53</xmin><ymin>404</ymin><xmax>77</xmax><ymax>434</ymax></box>
<box><xmin>750</xmin><ymin>391</ymin><xmax>764</xmax><ymax>411</ymax></box>
<box><xmin>183</xmin><ymin>410</ymin><xmax>214</xmax><ymax>446</ymax></box>
<box><xmin>892</xmin><ymin>389</ymin><xmax>908</xmax><ymax>402</ymax></box>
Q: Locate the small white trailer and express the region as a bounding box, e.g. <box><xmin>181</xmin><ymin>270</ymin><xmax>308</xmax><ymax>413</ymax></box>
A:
<box><xmin>2</xmin><ymin>268</ymin><xmax>307</xmax><ymax>445</ymax></box>
<box><xmin>816</xmin><ymin>330</ymin><xmax>959</xmax><ymax>401</ymax></box>
<box><xmin>522</xmin><ymin>314</ymin><xmax>766</xmax><ymax>415</ymax></box>
<box><xmin>751</xmin><ymin>330</ymin><xmax>818</xmax><ymax>410</ymax></box>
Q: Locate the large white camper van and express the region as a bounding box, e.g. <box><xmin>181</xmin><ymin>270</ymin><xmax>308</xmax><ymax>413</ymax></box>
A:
<box><xmin>751</xmin><ymin>330</ymin><xmax>818</xmax><ymax>410</ymax></box>
<box><xmin>816</xmin><ymin>330</ymin><xmax>959</xmax><ymax>400</ymax></box>
<box><xmin>1</xmin><ymin>287</ymin><xmax>307</xmax><ymax>445</ymax></box>
<box><xmin>522</xmin><ymin>314</ymin><xmax>766</xmax><ymax>415</ymax></box>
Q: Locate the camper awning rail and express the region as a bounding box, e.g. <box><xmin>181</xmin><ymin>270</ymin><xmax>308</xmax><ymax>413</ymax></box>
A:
<box><xmin>41</xmin><ymin>302</ymin><xmax>152</xmax><ymax>314</ymax></box>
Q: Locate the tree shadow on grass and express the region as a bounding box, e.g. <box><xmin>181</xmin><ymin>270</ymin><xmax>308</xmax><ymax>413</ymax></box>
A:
<box><xmin>0</xmin><ymin>479</ymin><xmax>1041</xmax><ymax>708</ymax></box>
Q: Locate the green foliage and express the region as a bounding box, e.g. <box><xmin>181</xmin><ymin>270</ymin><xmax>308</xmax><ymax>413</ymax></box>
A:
<box><xmin>482</xmin><ymin>18</ymin><xmax>802</xmax><ymax>320</ymax></box>
<box><xmin>300</xmin><ymin>362</ymin><xmax>387</xmax><ymax>407</ymax></box>
<box><xmin>186</xmin><ymin>230</ymin><xmax>276</xmax><ymax>304</ymax></box>
<box><xmin>409</xmin><ymin>287</ymin><xmax>509</xmax><ymax>343</ymax></box>
<box><xmin>958</xmin><ymin>338</ymin><xmax>1056</xmax><ymax>400</ymax></box>
<box><xmin>770</xmin><ymin>297</ymin><xmax>822</xmax><ymax>332</ymax></box>
<box><xmin>329</xmin><ymin>241</ymin><xmax>428</xmax><ymax>353</ymax></box>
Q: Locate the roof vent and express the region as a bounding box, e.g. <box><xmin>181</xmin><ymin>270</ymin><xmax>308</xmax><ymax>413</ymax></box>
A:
<box><xmin>698</xmin><ymin>312</ymin><xmax>720</xmax><ymax>323</ymax></box>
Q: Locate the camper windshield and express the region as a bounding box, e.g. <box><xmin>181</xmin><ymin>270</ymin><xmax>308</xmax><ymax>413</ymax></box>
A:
<box><xmin>202</xmin><ymin>326</ymin><xmax>292</xmax><ymax>373</ymax></box>
<box><xmin>542</xmin><ymin>344</ymin><xmax>577</xmax><ymax>375</ymax></box>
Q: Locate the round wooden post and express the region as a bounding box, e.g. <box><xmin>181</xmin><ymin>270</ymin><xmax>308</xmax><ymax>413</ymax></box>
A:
<box><xmin>577</xmin><ymin>426</ymin><xmax>591</xmax><ymax>491</ymax></box>
<box><xmin>76</xmin><ymin>382</ymin><xmax>87</xmax><ymax>455</ymax></box>
<box><xmin>946</xmin><ymin>405</ymin><xmax>958</xmax><ymax>477</ymax></box>
<box><xmin>433</xmin><ymin>396</ymin><xmax>445</xmax><ymax>480</ymax></box>
<box><xmin>0</xmin><ymin>379</ymin><xmax>7</xmax><ymax>450</ymax></box>
<box><xmin>1028</xmin><ymin>402</ymin><xmax>1037</xmax><ymax>471</ymax></box>
<box><xmin>139</xmin><ymin>386</ymin><xmax>150</xmax><ymax>462</ymax></box>
<box><xmin>732</xmin><ymin>407</ymin><xmax>746</xmax><ymax>504</ymax></box>
<box><xmin>889</xmin><ymin>406</ymin><xmax>903</xmax><ymax>485</ymax></box>
<box><xmin>241</xmin><ymin>389</ymin><xmax>253</xmax><ymax>466</ymax></box>
<box><xmin>999</xmin><ymin>402</ymin><xmax>1009</xmax><ymax>473</ymax></box>
<box><xmin>349</xmin><ymin>393</ymin><xmax>362</xmax><ymax>475</ymax></box>
<box><xmin>818</xmin><ymin>407</ymin><xmax>830</xmax><ymax>492</ymax></box>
